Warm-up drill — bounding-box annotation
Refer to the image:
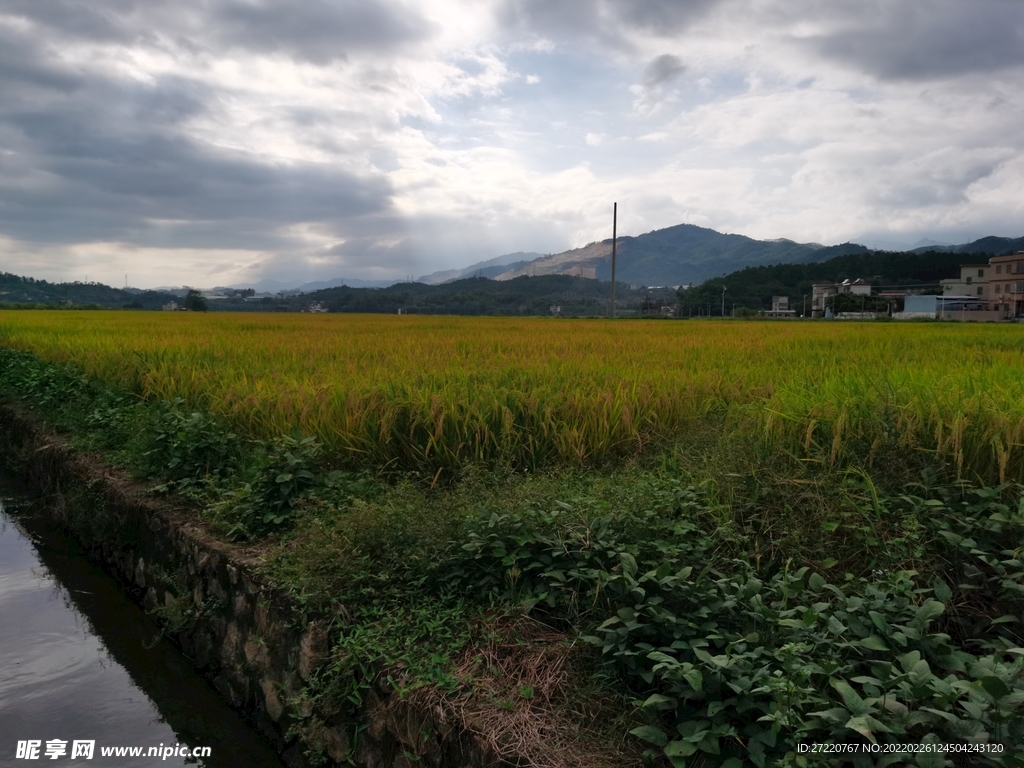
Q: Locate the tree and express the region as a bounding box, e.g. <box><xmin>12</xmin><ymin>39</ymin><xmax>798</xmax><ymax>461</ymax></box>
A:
<box><xmin>184</xmin><ymin>289</ymin><xmax>208</xmax><ymax>312</ymax></box>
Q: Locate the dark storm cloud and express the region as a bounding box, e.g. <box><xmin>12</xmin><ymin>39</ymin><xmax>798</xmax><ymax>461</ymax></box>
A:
<box><xmin>499</xmin><ymin>0</ymin><xmax>717</xmax><ymax>48</ymax></box>
<box><xmin>211</xmin><ymin>0</ymin><xmax>433</xmax><ymax>65</ymax></box>
<box><xmin>0</xmin><ymin>0</ymin><xmax>144</xmax><ymax>45</ymax></box>
<box><xmin>0</xmin><ymin>0</ymin><xmax>410</xmax><ymax>258</ymax></box>
<box><xmin>0</xmin><ymin>54</ymin><xmax>392</xmax><ymax>249</ymax></box>
<box><xmin>643</xmin><ymin>54</ymin><xmax>685</xmax><ymax>87</ymax></box>
<box><xmin>1</xmin><ymin>0</ymin><xmax>435</xmax><ymax>63</ymax></box>
<box><xmin>0</xmin><ymin>23</ymin><xmax>85</xmax><ymax>97</ymax></box>
<box><xmin>796</xmin><ymin>0</ymin><xmax>1024</xmax><ymax>80</ymax></box>
<box><xmin>616</xmin><ymin>0</ymin><xmax>719</xmax><ymax>34</ymax></box>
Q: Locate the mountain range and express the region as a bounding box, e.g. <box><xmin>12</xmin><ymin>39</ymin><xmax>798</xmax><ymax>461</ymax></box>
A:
<box><xmin>490</xmin><ymin>224</ymin><xmax>869</xmax><ymax>286</ymax></box>
<box><xmin>484</xmin><ymin>226</ymin><xmax>1024</xmax><ymax>288</ymax></box>
<box><xmin>49</xmin><ymin>225</ymin><xmax>1024</xmax><ymax>297</ymax></box>
<box><xmin>186</xmin><ymin>226</ymin><xmax>1024</xmax><ymax>294</ymax></box>
<box><xmin>909</xmin><ymin>235</ymin><xmax>1024</xmax><ymax>256</ymax></box>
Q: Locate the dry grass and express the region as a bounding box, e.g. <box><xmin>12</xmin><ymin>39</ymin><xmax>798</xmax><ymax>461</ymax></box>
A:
<box><xmin>387</xmin><ymin>615</ymin><xmax>643</xmax><ymax>768</ymax></box>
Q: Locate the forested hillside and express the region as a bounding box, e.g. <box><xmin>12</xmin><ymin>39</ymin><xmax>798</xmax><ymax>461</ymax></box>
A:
<box><xmin>0</xmin><ymin>273</ymin><xmax>179</xmax><ymax>309</ymax></box>
<box><xmin>304</xmin><ymin>274</ymin><xmax>654</xmax><ymax>316</ymax></box>
<box><xmin>677</xmin><ymin>249</ymin><xmax>972</xmax><ymax>314</ymax></box>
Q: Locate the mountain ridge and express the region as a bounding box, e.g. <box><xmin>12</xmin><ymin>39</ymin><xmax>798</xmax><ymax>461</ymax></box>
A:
<box><xmin>417</xmin><ymin>251</ymin><xmax>547</xmax><ymax>285</ymax></box>
<box><xmin>495</xmin><ymin>226</ymin><xmax>1024</xmax><ymax>287</ymax></box>
<box><xmin>909</xmin><ymin>235</ymin><xmax>1024</xmax><ymax>256</ymax></box>
<box><xmin>494</xmin><ymin>223</ymin><xmax>865</xmax><ymax>286</ymax></box>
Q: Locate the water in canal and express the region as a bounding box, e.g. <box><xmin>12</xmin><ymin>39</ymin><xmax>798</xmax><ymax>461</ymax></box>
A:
<box><xmin>0</xmin><ymin>471</ymin><xmax>285</xmax><ymax>767</ymax></box>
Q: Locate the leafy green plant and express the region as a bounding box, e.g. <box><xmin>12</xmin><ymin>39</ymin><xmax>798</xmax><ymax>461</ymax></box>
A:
<box><xmin>142</xmin><ymin>397</ymin><xmax>242</xmax><ymax>491</ymax></box>
<box><xmin>226</xmin><ymin>434</ymin><xmax>323</xmax><ymax>538</ymax></box>
<box><xmin>0</xmin><ymin>348</ymin><xmax>94</xmax><ymax>411</ymax></box>
<box><xmin>451</xmin><ymin>485</ymin><xmax>1024</xmax><ymax>767</ymax></box>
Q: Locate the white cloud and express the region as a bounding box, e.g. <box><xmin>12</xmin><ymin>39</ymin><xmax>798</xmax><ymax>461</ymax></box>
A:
<box><xmin>1</xmin><ymin>0</ymin><xmax>1023</xmax><ymax>286</ymax></box>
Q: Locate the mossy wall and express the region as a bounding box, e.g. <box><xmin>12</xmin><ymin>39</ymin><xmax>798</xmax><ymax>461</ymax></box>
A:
<box><xmin>0</xmin><ymin>403</ymin><xmax>494</xmax><ymax>768</ymax></box>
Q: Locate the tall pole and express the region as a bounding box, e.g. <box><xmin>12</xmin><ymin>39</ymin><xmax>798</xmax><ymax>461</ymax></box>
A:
<box><xmin>721</xmin><ymin>285</ymin><xmax>727</xmax><ymax>317</ymax></box>
<box><xmin>610</xmin><ymin>202</ymin><xmax>617</xmax><ymax>319</ymax></box>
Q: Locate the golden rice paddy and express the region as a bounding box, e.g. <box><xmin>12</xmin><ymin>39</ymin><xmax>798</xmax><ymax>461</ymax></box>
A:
<box><xmin>1</xmin><ymin>311</ymin><xmax>1022</xmax><ymax>481</ymax></box>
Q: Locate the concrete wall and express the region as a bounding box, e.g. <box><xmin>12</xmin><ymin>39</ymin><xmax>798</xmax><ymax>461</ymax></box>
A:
<box><xmin>904</xmin><ymin>295</ymin><xmax>938</xmax><ymax>314</ymax></box>
<box><xmin>893</xmin><ymin>310</ymin><xmax>1007</xmax><ymax>322</ymax></box>
<box><xmin>939</xmin><ymin>310</ymin><xmax>1005</xmax><ymax>322</ymax></box>
<box><xmin>834</xmin><ymin>312</ymin><xmax>883</xmax><ymax>320</ymax></box>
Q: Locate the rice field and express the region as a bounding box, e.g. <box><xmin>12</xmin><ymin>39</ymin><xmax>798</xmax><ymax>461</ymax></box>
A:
<box><xmin>1</xmin><ymin>311</ymin><xmax>1023</xmax><ymax>481</ymax></box>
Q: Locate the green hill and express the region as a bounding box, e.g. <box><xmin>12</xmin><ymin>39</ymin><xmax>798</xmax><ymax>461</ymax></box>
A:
<box><xmin>911</xmin><ymin>235</ymin><xmax>1024</xmax><ymax>255</ymax></box>
<box><xmin>497</xmin><ymin>224</ymin><xmax>869</xmax><ymax>286</ymax></box>
<box><xmin>0</xmin><ymin>273</ymin><xmax>178</xmax><ymax>309</ymax></box>
<box><xmin>605</xmin><ymin>227</ymin><xmax>867</xmax><ymax>286</ymax></box>
<box><xmin>302</xmin><ymin>274</ymin><xmax>654</xmax><ymax>316</ymax></box>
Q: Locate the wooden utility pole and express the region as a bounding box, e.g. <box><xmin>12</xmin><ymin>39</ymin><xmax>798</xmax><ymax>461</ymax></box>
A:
<box><xmin>610</xmin><ymin>202</ymin><xmax>617</xmax><ymax>319</ymax></box>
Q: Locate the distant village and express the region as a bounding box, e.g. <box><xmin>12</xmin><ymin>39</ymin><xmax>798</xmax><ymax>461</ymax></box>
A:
<box><xmin>161</xmin><ymin>287</ymin><xmax>329</xmax><ymax>314</ymax></box>
<box><xmin>793</xmin><ymin>250</ymin><xmax>1024</xmax><ymax>321</ymax></box>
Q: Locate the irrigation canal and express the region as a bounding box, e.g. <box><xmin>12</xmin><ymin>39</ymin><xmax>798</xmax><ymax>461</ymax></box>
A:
<box><xmin>0</xmin><ymin>470</ymin><xmax>285</xmax><ymax>767</ymax></box>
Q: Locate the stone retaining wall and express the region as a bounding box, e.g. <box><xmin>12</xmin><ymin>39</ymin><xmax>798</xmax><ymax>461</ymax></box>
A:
<box><xmin>0</xmin><ymin>403</ymin><xmax>495</xmax><ymax>768</ymax></box>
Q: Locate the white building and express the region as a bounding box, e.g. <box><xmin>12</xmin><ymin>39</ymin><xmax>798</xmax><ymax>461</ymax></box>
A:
<box><xmin>810</xmin><ymin>279</ymin><xmax>872</xmax><ymax>317</ymax></box>
<box><xmin>766</xmin><ymin>296</ymin><xmax>796</xmax><ymax>317</ymax></box>
<box><xmin>940</xmin><ymin>264</ymin><xmax>989</xmax><ymax>300</ymax></box>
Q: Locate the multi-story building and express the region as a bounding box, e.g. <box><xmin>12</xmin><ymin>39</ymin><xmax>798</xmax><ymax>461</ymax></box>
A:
<box><xmin>766</xmin><ymin>296</ymin><xmax>796</xmax><ymax>317</ymax></box>
<box><xmin>810</xmin><ymin>279</ymin><xmax>871</xmax><ymax>317</ymax></box>
<box><xmin>987</xmin><ymin>252</ymin><xmax>1024</xmax><ymax>318</ymax></box>
<box><xmin>940</xmin><ymin>264</ymin><xmax>989</xmax><ymax>300</ymax></box>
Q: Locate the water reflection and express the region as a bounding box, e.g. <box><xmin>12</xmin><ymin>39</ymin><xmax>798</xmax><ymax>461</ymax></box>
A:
<box><xmin>0</xmin><ymin>476</ymin><xmax>283</xmax><ymax>767</ymax></box>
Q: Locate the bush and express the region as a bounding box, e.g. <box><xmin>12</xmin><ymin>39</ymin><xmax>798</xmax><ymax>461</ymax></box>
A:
<box><xmin>226</xmin><ymin>434</ymin><xmax>323</xmax><ymax>538</ymax></box>
<box><xmin>142</xmin><ymin>398</ymin><xmax>241</xmax><ymax>491</ymax></box>
<box><xmin>450</xmin><ymin>486</ymin><xmax>1024</xmax><ymax>767</ymax></box>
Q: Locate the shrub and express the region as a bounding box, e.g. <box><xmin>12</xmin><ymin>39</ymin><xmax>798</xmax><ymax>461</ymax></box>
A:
<box><xmin>450</xmin><ymin>486</ymin><xmax>1024</xmax><ymax>767</ymax></box>
<box><xmin>142</xmin><ymin>397</ymin><xmax>241</xmax><ymax>490</ymax></box>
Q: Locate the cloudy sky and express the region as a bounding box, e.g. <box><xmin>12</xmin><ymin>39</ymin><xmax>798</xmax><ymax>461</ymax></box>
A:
<box><xmin>1</xmin><ymin>0</ymin><xmax>1022</xmax><ymax>288</ymax></box>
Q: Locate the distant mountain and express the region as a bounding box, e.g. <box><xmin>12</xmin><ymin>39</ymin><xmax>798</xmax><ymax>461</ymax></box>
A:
<box><xmin>418</xmin><ymin>252</ymin><xmax>547</xmax><ymax>285</ymax></box>
<box><xmin>494</xmin><ymin>224</ymin><xmax>869</xmax><ymax>286</ymax></box>
<box><xmin>911</xmin><ymin>237</ymin><xmax>954</xmax><ymax>249</ymax></box>
<box><xmin>289</xmin><ymin>277</ymin><xmax>398</xmax><ymax>293</ymax></box>
<box><xmin>910</xmin><ymin>235</ymin><xmax>1024</xmax><ymax>255</ymax></box>
<box><xmin>224</xmin><ymin>278</ymin><xmax>304</xmax><ymax>292</ymax></box>
<box><xmin>219</xmin><ymin>277</ymin><xmax>400</xmax><ymax>294</ymax></box>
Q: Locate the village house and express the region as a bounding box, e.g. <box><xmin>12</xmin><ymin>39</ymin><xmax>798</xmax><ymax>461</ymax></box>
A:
<box><xmin>940</xmin><ymin>264</ymin><xmax>989</xmax><ymax>300</ymax></box>
<box><xmin>766</xmin><ymin>295</ymin><xmax>795</xmax><ymax>317</ymax></box>
<box><xmin>810</xmin><ymin>278</ymin><xmax>871</xmax><ymax>317</ymax></box>
<box><xmin>901</xmin><ymin>250</ymin><xmax>1024</xmax><ymax>321</ymax></box>
<box><xmin>986</xmin><ymin>252</ymin><xmax>1024</xmax><ymax>318</ymax></box>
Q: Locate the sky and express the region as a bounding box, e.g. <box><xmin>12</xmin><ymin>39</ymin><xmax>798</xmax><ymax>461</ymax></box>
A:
<box><xmin>1</xmin><ymin>0</ymin><xmax>1022</xmax><ymax>288</ymax></box>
